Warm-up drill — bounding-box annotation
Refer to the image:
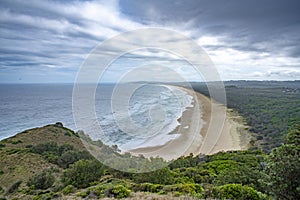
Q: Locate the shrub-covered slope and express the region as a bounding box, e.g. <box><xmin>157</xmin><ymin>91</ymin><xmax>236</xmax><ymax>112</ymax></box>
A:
<box><xmin>0</xmin><ymin>123</ymin><xmax>299</xmax><ymax>199</ymax></box>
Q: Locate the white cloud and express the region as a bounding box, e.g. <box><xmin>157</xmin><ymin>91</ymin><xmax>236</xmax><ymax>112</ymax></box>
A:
<box><xmin>197</xmin><ymin>36</ymin><xmax>221</xmax><ymax>46</ymax></box>
<box><xmin>1</xmin><ymin>0</ymin><xmax>300</xmax><ymax>82</ymax></box>
<box><xmin>197</xmin><ymin>40</ymin><xmax>300</xmax><ymax>80</ymax></box>
<box><xmin>0</xmin><ymin>9</ymin><xmax>73</xmax><ymax>33</ymax></box>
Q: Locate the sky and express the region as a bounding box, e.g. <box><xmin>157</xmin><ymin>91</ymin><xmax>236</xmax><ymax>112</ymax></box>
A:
<box><xmin>0</xmin><ymin>0</ymin><xmax>300</xmax><ymax>83</ymax></box>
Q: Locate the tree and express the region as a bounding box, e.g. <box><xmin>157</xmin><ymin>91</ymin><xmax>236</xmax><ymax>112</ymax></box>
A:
<box><xmin>265</xmin><ymin>126</ymin><xmax>300</xmax><ymax>199</ymax></box>
<box><xmin>61</xmin><ymin>159</ymin><xmax>104</xmax><ymax>188</ymax></box>
<box><xmin>56</xmin><ymin>150</ymin><xmax>92</xmax><ymax>168</ymax></box>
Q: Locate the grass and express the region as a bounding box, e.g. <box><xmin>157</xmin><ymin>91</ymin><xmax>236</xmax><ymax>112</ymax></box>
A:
<box><xmin>0</xmin><ymin>124</ymin><xmax>85</xmax><ymax>197</ymax></box>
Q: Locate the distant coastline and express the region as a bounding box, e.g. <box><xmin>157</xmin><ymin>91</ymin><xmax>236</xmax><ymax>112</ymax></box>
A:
<box><xmin>0</xmin><ymin>84</ymin><xmax>252</xmax><ymax>161</ymax></box>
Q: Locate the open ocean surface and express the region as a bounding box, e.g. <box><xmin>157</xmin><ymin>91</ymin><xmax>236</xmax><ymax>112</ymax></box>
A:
<box><xmin>0</xmin><ymin>84</ymin><xmax>193</xmax><ymax>150</ymax></box>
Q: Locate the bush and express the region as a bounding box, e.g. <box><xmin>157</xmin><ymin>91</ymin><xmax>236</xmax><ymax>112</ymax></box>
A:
<box><xmin>109</xmin><ymin>185</ymin><xmax>130</xmax><ymax>199</ymax></box>
<box><xmin>31</xmin><ymin>142</ymin><xmax>93</xmax><ymax>168</ymax></box>
<box><xmin>76</xmin><ymin>191</ymin><xmax>88</xmax><ymax>198</ymax></box>
<box><xmin>31</xmin><ymin>141</ymin><xmax>59</xmax><ymax>155</ymax></box>
<box><xmin>163</xmin><ymin>183</ymin><xmax>203</xmax><ymax>197</ymax></box>
<box><xmin>133</xmin><ymin>183</ymin><xmax>203</xmax><ymax>197</ymax></box>
<box><xmin>176</xmin><ymin>183</ymin><xmax>203</xmax><ymax>196</ymax></box>
<box><xmin>33</xmin><ymin>192</ymin><xmax>54</xmax><ymax>200</ymax></box>
<box><xmin>212</xmin><ymin>184</ymin><xmax>261</xmax><ymax>200</ymax></box>
<box><xmin>56</xmin><ymin>150</ymin><xmax>92</xmax><ymax>168</ymax></box>
<box><xmin>134</xmin><ymin>183</ymin><xmax>163</xmax><ymax>193</ymax></box>
<box><xmin>62</xmin><ymin>185</ymin><xmax>76</xmax><ymax>195</ymax></box>
<box><xmin>31</xmin><ymin>142</ymin><xmax>74</xmax><ymax>157</ymax></box>
<box><xmin>27</xmin><ymin>169</ymin><xmax>55</xmax><ymax>190</ymax></box>
<box><xmin>58</xmin><ymin>143</ymin><xmax>74</xmax><ymax>155</ymax></box>
<box><xmin>133</xmin><ymin>167</ymin><xmax>175</xmax><ymax>184</ymax></box>
<box><xmin>265</xmin><ymin>126</ymin><xmax>300</xmax><ymax>199</ymax></box>
<box><xmin>61</xmin><ymin>159</ymin><xmax>104</xmax><ymax>188</ymax></box>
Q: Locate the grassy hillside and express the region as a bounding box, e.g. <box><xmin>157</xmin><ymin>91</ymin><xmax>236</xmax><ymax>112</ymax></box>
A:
<box><xmin>0</xmin><ymin>123</ymin><xmax>299</xmax><ymax>199</ymax></box>
<box><xmin>0</xmin><ymin>124</ymin><xmax>84</xmax><ymax>192</ymax></box>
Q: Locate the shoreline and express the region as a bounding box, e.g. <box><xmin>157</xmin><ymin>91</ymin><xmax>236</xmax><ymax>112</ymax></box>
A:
<box><xmin>127</xmin><ymin>86</ymin><xmax>250</xmax><ymax>160</ymax></box>
<box><xmin>128</xmin><ymin>86</ymin><xmax>203</xmax><ymax>160</ymax></box>
<box><xmin>121</xmin><ymin>86</ymin><xmax>194</xmax><ymax>151</ymax></box>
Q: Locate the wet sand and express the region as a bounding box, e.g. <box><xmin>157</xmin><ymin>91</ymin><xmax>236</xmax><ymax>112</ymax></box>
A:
<box><xmin>128</xmin><ymin>87</ymin><xmax>250</xmax><ymax>160</ymax></box>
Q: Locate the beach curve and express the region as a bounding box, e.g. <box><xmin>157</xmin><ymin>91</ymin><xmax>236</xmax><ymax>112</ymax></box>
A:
<box><xmin>127</xmin><ymin>86</ymin><xmax>251</xmax><ymax>160</ymax></box>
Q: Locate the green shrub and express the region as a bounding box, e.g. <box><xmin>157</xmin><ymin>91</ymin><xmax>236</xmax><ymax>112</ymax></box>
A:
<box><xmin>33</xmin><ymin>192</ymin><xmax>53</xmax><ymax>200</ymax></box>
<box><xmin>52</xmin><ymin>182</ymin><xmax>64</xmax><ymax>193</ymax></box>
<box><xmin>265</xmin><ymin>126</ymin><xmax>300</xmax><ymax>199</ymax></box>
<box><xmin>64</xmin><ymin>131</ymin><xmax>72</xmax><ymax>136</ymax></box>
<box><xmin>61</xmin><ymin>159</ymin><xmax>104</xmax><ymax>188</ymax></box>
<box><xmin>134</xmin><ymin>183</ymin><xmax>163</xmax><ymax>193</ymax></box>
<box><xmin>58</xmin><ymin>143</ymin><xmax>74</xmax><ymax>155</ymax></box>
<box><xmin>31</xmin><ymin>142</ymin><xmax>93</xmax><ymax>168</ymax></box>
<box><xmin>85</xmin><ymin>179</ymin><xmax>132</xmax><ymax>198</ymax></box>
<box><xmin>163</xmin><ymin>183</ymin><xmax>203</xmax><ymax>197</ymax></box>
<box><xmin>157</xmin><ymin>190</ymin><xmax>167</xmax><ymax>195</ymax></box>
<box><xmin>177</xmin><ymin>183</ymin><xmax>203</xmax><ymax>195</ymax></box>
<box><xmin>133</xmin><ymin>167</ymin><xmax>175</xmax><ymax>184</ymax></box>
<box><xmin>109</xmin><ymin>185</ymin><xmax>130</xmax><ymax>199</ymax></box>
<box><xmin>31</xmin><ymin>141</ymin><xmax>59</xmax><ymax>155</ymax></box>
<box><xmin>31</xmin><ymin>142</ymin><xmax>74</xmax><ymax>157</ymax></box>
<box><xmin>76</xmin><ymin>191</ymin><xmax>88</xmax><ymax>198</ymax></box>
<box><xmin>56</xmin><ymin>150</ymin><xmax>92</xmax><ymax>168</ymax></box>
<box><xmin>173</xmin><ymin>191</ymin><xmax>181</xmax><ymax>196</ymax></box>
<box><xmin>25</xmin><ymin>144</ymin><xmax>33</xmax><ymax>148</ymax></box>
<box><xmin>212</xmin><ymin>184</ymin><xmax>261</xmax><ymax>200</ymax></box>
<box><xmin>62</xmin><ymin>185</ymin><xmax>76</xmax><ymax>195</ymax></box>
<box><xmin>27</xmin><ymin>169</ymin><xmax>55</xmax><ymax>190</ymax></box>
<box><xmin>134</xmin><ymin>182</ymin><xmax>203</xmax><ymax>197</ymax></box>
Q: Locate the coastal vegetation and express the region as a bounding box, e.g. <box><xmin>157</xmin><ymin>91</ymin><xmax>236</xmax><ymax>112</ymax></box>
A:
<box><xmin>0</xmin><ymin>81</ymin><xmax>299</xmax><ymax>199</ymax></box>
<box><xmin>191</xmin><ymin>80</ymin><xmax>300</xmax><ymax>152</ymax></box>
<box><xmin>0</xmin><ymin>122</ymin><xmax>299</xmax><ymax>199</ymax></box>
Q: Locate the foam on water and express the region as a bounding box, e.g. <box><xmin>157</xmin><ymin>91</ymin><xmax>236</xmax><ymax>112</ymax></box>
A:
<box><xmin>94</xmin><ymin>84</ymin><xmax>194</xmax><ymax>150</ymax></box>
<box><xmin>0</xmin><ymin>84</ymin><xmax>194</xmax><ymax>151</ymax></box>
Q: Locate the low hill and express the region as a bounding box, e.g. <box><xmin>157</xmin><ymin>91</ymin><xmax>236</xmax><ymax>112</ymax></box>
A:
<box><xmin>0</xmin><ymin>123</ymin><xmax>85</xmax><ymax>191</ymax></box>
<box><xmin>0</xmin><ymin>123</ymin><xmax>299</xmax><ymax>199</ymax></box>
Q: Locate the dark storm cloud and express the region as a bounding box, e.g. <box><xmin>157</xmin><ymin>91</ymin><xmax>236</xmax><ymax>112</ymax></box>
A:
<box><xmin>0</xmin><ymin>1</ymin><xmax>142</xmax><ymax>81</ymax></box>
<box><xmin>0</xmin><ymin>0</ymin><xmax>299</xmax><ymax>82</ymax></box>
<box><xmin>120</xmin><ymin>0</ymin><xmax>300</xmax><ymax>57</ymax></box>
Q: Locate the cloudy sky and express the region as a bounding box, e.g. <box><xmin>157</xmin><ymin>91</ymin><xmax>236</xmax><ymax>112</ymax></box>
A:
<box><xmin>0</xmin><ymin>0</ymin><xmax>300</xmax><ymax>83</ymax></box>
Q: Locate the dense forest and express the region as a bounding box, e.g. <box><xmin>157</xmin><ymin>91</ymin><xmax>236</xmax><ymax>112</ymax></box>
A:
<box><xmin>191</xmin><ymin>81</ymin><xmax>300</xmax><ymax>152</ymax></box>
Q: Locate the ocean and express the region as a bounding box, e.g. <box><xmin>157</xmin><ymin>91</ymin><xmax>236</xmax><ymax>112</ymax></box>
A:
<box><xmin>0</xmin><ymin>84</ymin><xmax>193</xmax><ymax>151</ymax></box>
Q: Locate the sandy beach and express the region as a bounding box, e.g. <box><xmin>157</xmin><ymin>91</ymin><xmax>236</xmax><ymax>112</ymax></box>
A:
<box><xmin>128</xmin><ymin>86</ymin><xmax>251</xmax><ymax>160</ymax></box>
